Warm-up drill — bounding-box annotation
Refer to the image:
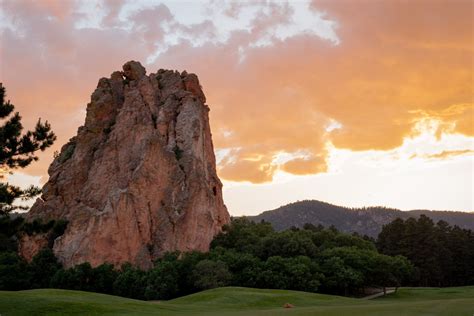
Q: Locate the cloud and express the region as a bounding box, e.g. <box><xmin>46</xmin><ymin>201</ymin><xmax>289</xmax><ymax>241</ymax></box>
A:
<box><xmin>416</xmin><ymin>149</ymin><xmax>474</xmax><ymax>160</ymax></box>
<box><xmin>156</xmin><ymin>0</ymin><xmax>472</xmax><ymax>181</ymax></box>
<box><xmin>281</xmin><ymin>155</ymin><xmax>327</xmax><ymax>175</ymax></box>
<box><xmin>0</xmin><ymin>0</ymin><xmax>472</xmax><ymax>184</ymax></box>
<box><xmin>310</xmin><ymin>0</ymin><xmax>473</xmax><ymax>143</ymax></box>
<box><xmin>129</xmin><ymin>4</ymin><xmax>172</xmax><ymax>51</ymax></box>
<box><xmin>101</xmin><ymin>0</ymin><xmax>126</xmax><ymax>27</ymax></box>
<box><xmin>0</xmin><ymin>0</ymin><xmax>150</xmax><ymax>178</ymax></box>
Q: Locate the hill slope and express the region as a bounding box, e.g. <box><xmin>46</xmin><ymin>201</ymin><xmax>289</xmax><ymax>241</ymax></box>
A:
<box><xmin>250</xmin><ymin>200</ymin><xmax>474</xmax><ymax>237</ymax></box>
<box><xmin>0</xmin><ymin>287</ymin><xmax>473</xmax><ymax>316</ymax></box>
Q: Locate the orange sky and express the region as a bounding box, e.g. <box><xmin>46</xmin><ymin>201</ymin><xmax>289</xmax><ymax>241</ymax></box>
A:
<box><xmin>1</xmin><ymin>0</ymin><xmax>472</xmax><ymax>213</ymax></box>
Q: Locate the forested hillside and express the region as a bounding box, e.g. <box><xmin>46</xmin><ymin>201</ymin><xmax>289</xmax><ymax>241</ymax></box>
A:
<box><xmin>250</xmin><ymin>200</ymin><xmax>474</xmax><ymax>237</ymax></box>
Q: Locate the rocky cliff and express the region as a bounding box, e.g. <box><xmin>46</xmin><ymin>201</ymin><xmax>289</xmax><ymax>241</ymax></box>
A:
<box><xmin>21</xmin><ymin>61</ymin><xmax>230</xmax><ymax>269</ymax></box>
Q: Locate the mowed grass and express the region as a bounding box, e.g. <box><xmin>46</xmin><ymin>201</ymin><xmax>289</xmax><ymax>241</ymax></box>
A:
<box><xmin>0</xmin><ymin>286</ymin><xmax>473</xmax><ymax>316</ymax></box>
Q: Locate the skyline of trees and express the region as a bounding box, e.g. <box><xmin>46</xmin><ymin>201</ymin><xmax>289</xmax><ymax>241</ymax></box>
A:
<box><xmin>0</xmin><ymin>212</ymin><xmax>472</xmax><ymax>300</ymax></box>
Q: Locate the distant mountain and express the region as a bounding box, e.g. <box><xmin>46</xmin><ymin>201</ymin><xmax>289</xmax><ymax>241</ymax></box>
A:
<box><xmin>249</xmin><ymin>200</ymin><xmax>474</xmax><ymax>237</ymax></box>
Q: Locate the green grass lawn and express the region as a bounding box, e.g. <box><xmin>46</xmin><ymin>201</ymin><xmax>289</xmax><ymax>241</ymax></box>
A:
<box><xmin>0</xmin><ymin>286</ymin><xmax>473</xmax><ymax>316</ymax></box>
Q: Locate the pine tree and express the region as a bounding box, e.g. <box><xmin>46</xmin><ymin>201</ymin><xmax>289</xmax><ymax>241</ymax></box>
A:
<box><xmin>0</xmin><ymin>83</ymin><xmax>56</xmax><ymax>214</ymax></box>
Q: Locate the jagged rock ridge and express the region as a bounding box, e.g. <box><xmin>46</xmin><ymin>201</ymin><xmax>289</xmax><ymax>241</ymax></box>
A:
<box><xmin>21</xmin><ymin>61</ymin><xmax>230</xmax><ymax>269</ymax></box>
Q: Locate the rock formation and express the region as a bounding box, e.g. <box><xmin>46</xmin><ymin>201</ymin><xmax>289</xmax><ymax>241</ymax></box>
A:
<box><xmin>21</xmin><ymin>61</ymin><xmax>230</xmax><ymax>269</ymax></box>
<box><xmin>18</xmin><ymin>233</ymin><xmax>49</xmax><ymax>262</ymax></box>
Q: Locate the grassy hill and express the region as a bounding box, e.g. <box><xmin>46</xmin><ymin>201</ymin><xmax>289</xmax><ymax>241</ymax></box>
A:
<box><xmin>250</xmin><ymin>200</ymin><xmax>474</xmax><ymax>237</ymax></box>
<box><xmin>0</xmin><ymin>286</ymin><xmax>473</xmax><ymax>315</ymax></box>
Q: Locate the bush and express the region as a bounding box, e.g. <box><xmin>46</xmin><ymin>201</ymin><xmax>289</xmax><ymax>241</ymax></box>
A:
<box><xmin>173</xmin><ymin>145</ymin><xmax>183</xmax><ymax>160</ymax></box>
<box><xmin>144</xmin><ymin>261</ymin><xmax>179</xmax><ymax>300</ymax></box>
<box><xmin>29</xmin><ymin>248</ymin><xmax>62</xmax><ymax>288</ymax></box>
<box><xmin>192</xmin><ymin>260</ymin><xmax>232</xmax><ymax>290</ymax></box>
<box><xmin>0</xmin><ymin>252</ymin><xmax>30</xmax><ymax>290</ymax></box>
<box><xmin>113</xmin><ymin>264</ymin><xmax>147</xmax><ymax>299</ymax></box>
<box><xmin>58</xmin><ymin>141</ymin><xmax>75</xmax><ymax>163</ymax></box>
<box><xmin>91</xmin><ymin>263</ymin><xmax>118</xmax><ymax>294</ymax></box>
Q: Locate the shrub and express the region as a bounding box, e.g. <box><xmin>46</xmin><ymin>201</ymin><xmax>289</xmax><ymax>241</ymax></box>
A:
<box><xmin>192</xmin><ymin>260</ymin><xmax>232</xmax><ymax>290</ymax></box>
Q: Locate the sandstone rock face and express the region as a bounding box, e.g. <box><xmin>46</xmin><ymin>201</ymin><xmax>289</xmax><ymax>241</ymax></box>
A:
<box><xmin>23</xmin><ymin>61</ymin><xmax>230</xmax><ymax>269</ymax></box>
<box><xmin>18</xmin><ymin>233</ymin><xmax>49</xmax><ymax>262</ymax></box>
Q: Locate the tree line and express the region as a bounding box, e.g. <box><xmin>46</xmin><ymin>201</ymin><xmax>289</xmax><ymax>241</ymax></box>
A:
<box><xmin>1</xmin><ymin>211</ymin><xmax>473</xmax><ymax>300</ymax></box>
<box><xmin>377</xmin><ymin>215</ymin><xmax>474</xmax><ymax>287</ymax></box>
<box><xmin>1</xmin><ymin>216</ymin><xmax>413</xmax><ymax>299</ymax></box>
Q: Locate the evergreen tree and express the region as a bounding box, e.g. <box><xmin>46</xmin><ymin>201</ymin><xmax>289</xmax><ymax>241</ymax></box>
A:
<box><xmin>29</xmin><ymin>248</ymin><xmax>62</xmax><ymax>288</ymax></box>
<box><xmin>0</xmin><ymin>83</ymin><xmax>56</xmax><ymax>213</ymax></box>
<box><xmin>377</xmin><ymin>215</ymin><xmax>474</xmax><ymax>286</ymax></box>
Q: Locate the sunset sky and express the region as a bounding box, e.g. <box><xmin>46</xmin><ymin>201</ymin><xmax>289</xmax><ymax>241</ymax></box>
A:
<box><xmin>1</xmin><ymin>0</ymin><xmax>472</xmax><ymax>215</ymax></box>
